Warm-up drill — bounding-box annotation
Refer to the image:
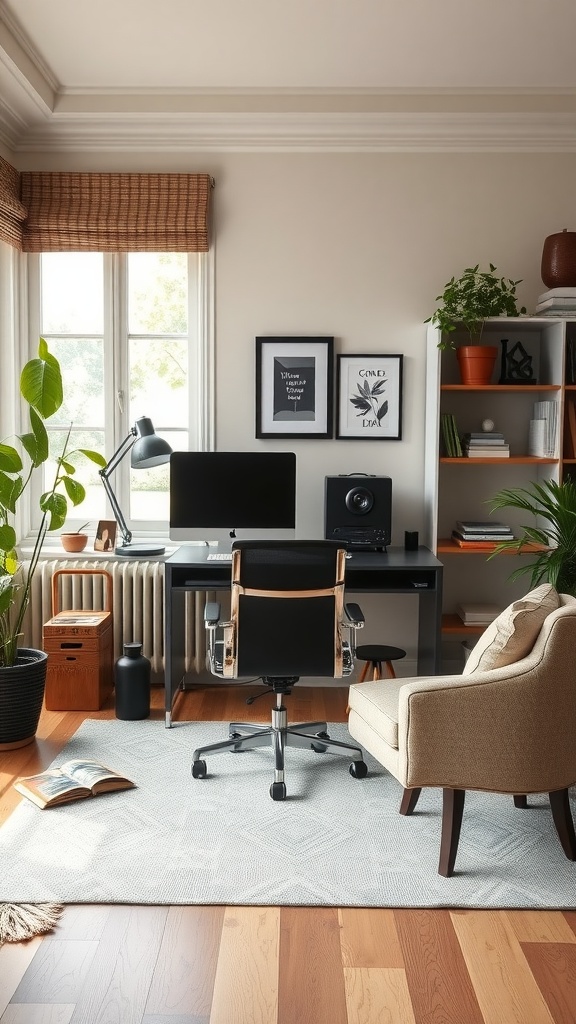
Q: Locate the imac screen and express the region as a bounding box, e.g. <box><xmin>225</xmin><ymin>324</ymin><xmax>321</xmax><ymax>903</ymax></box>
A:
<box><xmin>169</xmin><ymin>451</ymin><xmax>296</xmax><ymax>543</ymax></box>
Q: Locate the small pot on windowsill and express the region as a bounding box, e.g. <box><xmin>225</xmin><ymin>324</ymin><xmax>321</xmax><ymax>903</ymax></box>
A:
<box><xmin>60</xmin><ymin>522</ymin><xmax>90</xmax><ymax>553</ymax></box>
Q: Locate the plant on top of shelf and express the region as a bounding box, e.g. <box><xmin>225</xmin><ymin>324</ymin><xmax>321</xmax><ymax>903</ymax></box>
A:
<box><xmin>425</xmin><ymin>264</ymin><xmax>526</xmax><ymax>350</ymax></box>
<box><xmin>487</xmin><ymin>478</ymin><xmax>576</xmax><ymax>595</ymax></box>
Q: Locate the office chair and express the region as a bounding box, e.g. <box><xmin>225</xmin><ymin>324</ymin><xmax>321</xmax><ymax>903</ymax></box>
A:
<box><xmin>192</xmin><ymin>539</ymin><xmax>368</xmax><ymax>800</ymax></box>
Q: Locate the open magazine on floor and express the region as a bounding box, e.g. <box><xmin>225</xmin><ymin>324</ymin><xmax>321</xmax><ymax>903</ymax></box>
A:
<box><xmin>14</xmin><ymin>759</ymin><xmax>135</xmax><ymax>809</ymax></box>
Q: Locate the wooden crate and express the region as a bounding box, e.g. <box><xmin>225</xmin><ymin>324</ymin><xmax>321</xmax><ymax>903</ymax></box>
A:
<box><xmin>43</xmin><ymin>569</ymin><xmax>114</xmax><ymax>711</ymax></box>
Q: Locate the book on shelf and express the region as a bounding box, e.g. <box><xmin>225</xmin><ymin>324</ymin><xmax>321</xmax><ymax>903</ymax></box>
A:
<box><xmin>464</xmin><ymin>448</ymin><xmax>510</xmax><ymax>458</ymax></box>
<box><xmin>455</xmin><ymin>520</ymin><xmax>512</xmax><ymax>533</ymax></box>
<box><xmin>13</xmin><ymin>759</ymin><xmax>135</xmax><ymax>809</ymax></box>
<box><xmin>451</xmin><ymin>534</ymin><xmax>512</xmax><ymax>549</ymax></box>
<box><xmin>462</xmin><ymin>434</ymin><xmax>506</xmax><ymax>445</ymax></box>
<box><xmin>538</xmin><ymin>288</ymin><xmax>576</xmax><ymax>302</ymax></box>
<box><xmin>440</xmin><ymin>413</ymin><xmax>462</xmax><ymax>457</ymax></box>
<box><xmin>448</xmin><ymin>536</ymin><xmax>510</xmax><ymax>544</ymax></box>
<box><xmin>455</xmin><ymin>602</ymin><xmax>502</xmax><ymax>624</ymax></box>
<box><xmin>536</xmin><ymin>296</ymin><xmax>576</xmax><ymax>312</ymax></box>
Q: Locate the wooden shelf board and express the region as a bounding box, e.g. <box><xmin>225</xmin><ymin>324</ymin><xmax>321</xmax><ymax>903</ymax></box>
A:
<box><xmin>440</xmin><ymin>384</ymin><xmax>561</xmax><ymax>392</ymax></box>
<box><xmin>440</xmin><ymin>457</ymin><xmax>557</xmax><ymax>464</ymax></box>
<box><xmin>437</xmin><ymin>539</ymin><xmax>548</xmax><ymax>554</ymax></box>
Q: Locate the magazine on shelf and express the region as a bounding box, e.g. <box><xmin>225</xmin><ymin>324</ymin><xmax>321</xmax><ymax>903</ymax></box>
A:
<box><xmin>14</xmin><ymin>759</ymin><xmax>135</xmax><ymax>809</ymax></box>
<box><xmin>455</xmin><ymin>521</ymin><xmax>512</xmax><ymax>533</ymax></box>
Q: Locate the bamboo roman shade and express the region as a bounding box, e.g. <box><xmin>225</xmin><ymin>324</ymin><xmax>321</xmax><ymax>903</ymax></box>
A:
<box><xmin>0</xmin><ymin>156</ymin><xmax>26</xmax><ymax>249</ymax></box>
<box><xmin>19</xmin><ymin>172</ymin><xmax>213</xmax><ymax>252</ymax></box>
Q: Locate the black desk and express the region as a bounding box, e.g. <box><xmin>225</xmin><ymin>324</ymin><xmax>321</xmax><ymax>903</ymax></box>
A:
<box><xmin>164</xmin><ymin>544</ymin><xmax>443</xmax><ymax>726</ymax></box>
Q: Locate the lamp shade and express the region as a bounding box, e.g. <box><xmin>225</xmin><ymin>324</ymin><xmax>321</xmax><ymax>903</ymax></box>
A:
<box><xmin>130</xmin><ymin>417</ymin><xmax>172</xmax><ymax>469</ymax></box>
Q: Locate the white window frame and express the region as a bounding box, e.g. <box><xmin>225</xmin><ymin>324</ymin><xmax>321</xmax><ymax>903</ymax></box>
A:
<box><xmin>12</xmin><ymin>248</ymin><xmax>214</xmax><ymax>544</ymax></box>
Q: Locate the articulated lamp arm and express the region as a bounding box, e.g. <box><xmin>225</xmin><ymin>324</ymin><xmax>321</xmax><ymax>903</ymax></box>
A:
<box><xmin>98</xmin><ymin>428</ymin><xmax>137</xmax><ymax>548</ymax></box>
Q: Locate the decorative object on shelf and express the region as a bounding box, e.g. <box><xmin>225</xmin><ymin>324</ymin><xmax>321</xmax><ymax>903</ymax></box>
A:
<box><xmin>541</xmin><ymin>229</ymin><xmax>576</xmax><ymax>288</ymax></box>
<box><xmin>255</xmin><ymin>337</ymin><xmax>334</xmax><ymax>439</ymax></box>
<box><xmin>99</xmin><ymin>417</ymin><xmax>172</xmax><ymax>556</ymax></box>
<box><xmin>0</xmin><ymin>339</ymin><xmax>105</xmax><ymax>747</ymax></box>
<box><xmin>527</xmin><ymin>400</ymin><xmax>557</xmax><ymax>458</ymax></box>
<box><xmin>482</xmin><ymin>418</ymin><xmax>495</xmax><ymax>432</ymax></box>
<box><xmin>424</xmin><ymin>263</ymin><xmax>526</xmax><ymax>351</ymax></box>
<box><xmin>488</xmin><ymin>479</ymin><xmax>576</xmax><ymax>595</ymax></box>
<box><xmin>336</xmin><ymin>354</ymin><xmax>403</xmax><ymax>440</ymax></box>
<box><xmin>498</xmin><ymin>339</ymin><xmax>536</xmax><ymax>384</ymax></box>
<box><xmin>60</xmin><ymin>521</ymin><xmax>90</xmax><ymax>552</ymax></box>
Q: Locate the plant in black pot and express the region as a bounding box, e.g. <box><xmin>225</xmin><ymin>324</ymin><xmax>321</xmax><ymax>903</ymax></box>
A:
<box><xmin>0</xmin><ymin>339</ymin><xmax>105</xmax><ymax>748</ymax></box>
<box><xmin>488</xmin><ymin>478</ymin><xmax>576</xmax><ymax>595</ymax></box>
<box><xmin>425</xmin><ymin>263</ymin><xmax>526</xmax><ymax>384</ymax></box>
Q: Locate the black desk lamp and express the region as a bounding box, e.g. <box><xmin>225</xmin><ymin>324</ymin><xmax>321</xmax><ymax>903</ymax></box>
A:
<box><xmin>99</xmin><ymin>416</ymin><xmax>172</xmax><ymax>556</ymax></box>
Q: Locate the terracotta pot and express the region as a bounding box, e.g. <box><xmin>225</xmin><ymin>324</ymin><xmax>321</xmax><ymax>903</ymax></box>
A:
<box><xmin>456</xmin><ymin>345</ymin><xmax>498</xmax><ymax>386</ymax></box>
<box><xmin>0</xmin><ymin>648</ymin><xmax>48</xmax><ymax>749</ymax></box>
<box><xmin>61</xmin><ymin>533</ymin><xmax>89</xmax><ymax>552</ymax></box>
<box><xmin>541</xmin><ymin>229</ymin><xmax>576</xmax><ymax>288</ymax></box>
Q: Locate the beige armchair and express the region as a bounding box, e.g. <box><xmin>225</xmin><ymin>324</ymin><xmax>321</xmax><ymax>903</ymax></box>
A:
<box><xmin>347</xmin><ymin>587</ymin><xmax>576</xmax><ymax>876</ymax></box>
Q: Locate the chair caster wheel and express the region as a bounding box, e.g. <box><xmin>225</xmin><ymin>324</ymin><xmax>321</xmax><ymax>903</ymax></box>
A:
<box><xmin>349</xmin><ymin>760</ymin><xmax>368</xmax><ymax>779</ymax></box>
<box><xmin>270</xmin><ymin>782</ymin><xmax>287</xmax><ymax>800</ymax></box>
<box><xmin>312</xmin><ymin>730</ymin><xmax>330</xmax><ymax>753</ymax></box>
<box><xmin>192</xmin><ymin>760</ymin><xmax>207</xmax><ymax>779</ymax></box>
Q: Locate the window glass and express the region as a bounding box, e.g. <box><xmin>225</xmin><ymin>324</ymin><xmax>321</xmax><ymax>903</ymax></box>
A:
<box><xmin>41</xmin><ymin>252</ymin><xmax>103</xmax><ymax>334</ymax></box>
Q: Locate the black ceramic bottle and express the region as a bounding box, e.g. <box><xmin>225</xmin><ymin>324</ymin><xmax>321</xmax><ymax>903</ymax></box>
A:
<box><xmin>114</xmin><ymin>642</ymin><xmax>151</xmax><ymax>720</ymax></box>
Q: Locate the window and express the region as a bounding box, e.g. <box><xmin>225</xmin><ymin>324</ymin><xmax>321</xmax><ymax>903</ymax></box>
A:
<box><xmin>27</xmin><ymin>250</ymin><xmax>213</xmax><ymax>537</ymax></box>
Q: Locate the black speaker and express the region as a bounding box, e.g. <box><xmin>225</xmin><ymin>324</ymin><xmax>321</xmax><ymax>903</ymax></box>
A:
<box><xmin>324</xmin><ymin>475</ymin><xmax>392</xmax><ymax>550</ymax></box>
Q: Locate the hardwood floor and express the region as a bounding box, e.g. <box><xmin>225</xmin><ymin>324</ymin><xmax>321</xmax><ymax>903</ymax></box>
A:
<box><xmin>1</xmin><ymin>684</ymin><xmax>576</xmax><ymax>1023</ymax></box>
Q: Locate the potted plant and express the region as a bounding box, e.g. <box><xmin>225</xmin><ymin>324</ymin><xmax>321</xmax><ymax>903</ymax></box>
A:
<box><xmin>60</xmin><ymin>521</ymin><xmax>90</xmax><ymax>553</ymax></box>
<box><xmin>425</xmin><ymin>263</ymin><xmax>526</xmax><ymax>384</ymax></box>
<box><xmin>488</xmin><ymin>478</ymin><xmax>576</xmax><ymax>595</ymax></box>
<box><xmin>0</xmin><ymin>339</ymin><xmax>105</xmax><ymax>748</ymax></box>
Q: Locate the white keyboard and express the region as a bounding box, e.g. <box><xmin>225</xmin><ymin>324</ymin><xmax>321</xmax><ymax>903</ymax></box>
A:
<box><xmin>206</xmin><ymin>553</ymin><xmax>232</xmax><ymax>560</ymax></box>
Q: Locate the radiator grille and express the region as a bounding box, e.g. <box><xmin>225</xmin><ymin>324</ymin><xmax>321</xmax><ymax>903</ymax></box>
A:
<box><xmin>21</xmin><ymin>559</ymin><xmax>207</xmax><ymax>681</ymax></box>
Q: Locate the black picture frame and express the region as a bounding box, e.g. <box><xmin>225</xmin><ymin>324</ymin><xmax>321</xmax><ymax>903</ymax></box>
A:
<box><xmin>336</xmin><ymin>354</ymin><xmax>403</xmax><ymax>440</ymax></box>
<box><xmin>255</xmin><ymin>337</ymin><xmax>334</xmax><ymax>439</ymax></box>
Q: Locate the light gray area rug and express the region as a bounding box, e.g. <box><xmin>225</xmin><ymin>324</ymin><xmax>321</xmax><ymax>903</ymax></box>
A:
<box><xmin>1</xmin><ymin>718</ymin><xmax>575</xmax><ymax>909</ymax></box>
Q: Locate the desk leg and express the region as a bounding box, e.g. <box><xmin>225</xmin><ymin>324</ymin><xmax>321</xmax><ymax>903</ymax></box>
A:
<box><xmin>417</xmin><ymin>576</ymin><xmax>443</xmax><ymax>675</ymax></box>
<box><xmin>165</xmin><ymin>587</ymin><xmax>187</xmax><ymax>728</ymax></box>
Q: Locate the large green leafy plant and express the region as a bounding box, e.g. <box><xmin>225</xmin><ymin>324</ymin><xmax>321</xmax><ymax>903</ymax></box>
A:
<box><xmin>0</xmin><ymin>339</ymin><xmax>106</xmax><ymax>667</ymax></box>
<box><xmin>488</xmin><ymin>478</ymin><xmax>576</xmax><ymax>596</ymax></box>
<box><xmin>425</xmin><ymin>263</ymin><xmax>526</xmax><ymax>349</ymax></box>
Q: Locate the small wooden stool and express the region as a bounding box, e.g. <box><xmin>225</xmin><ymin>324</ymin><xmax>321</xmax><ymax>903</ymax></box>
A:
<box><xmin>355</xmin><ymin>644</ymin><xmax>406</xmax><ymax>682</ymax></box>
<box><xmin>346</xmin><ymin>644</ymin><xmax>407</xmax><ymax>713</ymax></box>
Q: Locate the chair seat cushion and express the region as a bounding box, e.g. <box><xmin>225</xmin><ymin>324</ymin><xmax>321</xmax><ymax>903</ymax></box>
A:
<box><xmin>347</xmin><ymin>677</ymin><xmax>406</xmax><ymax>749</ymax></box>
<box><xmin>463</xmin><ymin>583</ymin><xmax>559</xmax><ymax>674</ymax></box>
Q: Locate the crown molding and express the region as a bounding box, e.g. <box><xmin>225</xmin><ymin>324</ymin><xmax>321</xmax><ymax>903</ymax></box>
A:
<box><xmin>2</xmin><ymin>110</ymin><xmax>575</xmax><ymax>154</ymax></box>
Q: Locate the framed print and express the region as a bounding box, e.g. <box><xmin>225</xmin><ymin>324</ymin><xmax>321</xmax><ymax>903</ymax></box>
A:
<box><xmin>256</xmin><ymin>337</ymin><xmax>334</xmax><ymax>439</ymax></box>
<box><xmin>336</xmin><ymin>354</ymin><xmax>403</xmax><ymax>440</ymax></box>
<box><xmin>94</xmin><ymin>519</ymin><xmax>117</xmax><ymax>551</ymax></box>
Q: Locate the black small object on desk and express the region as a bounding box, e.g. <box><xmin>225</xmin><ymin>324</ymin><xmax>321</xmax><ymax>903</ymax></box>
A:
<box><xmin>115</xmin><ymin>642</ymin><xmax>151</xmax><ymax>720</ymax></box>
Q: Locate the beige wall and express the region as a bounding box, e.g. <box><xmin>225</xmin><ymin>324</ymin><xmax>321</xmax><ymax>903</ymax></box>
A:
<box><xmin>16</xmin><ymin>147</ymin><xmax>576</xmax><ymax>667</ymax></box>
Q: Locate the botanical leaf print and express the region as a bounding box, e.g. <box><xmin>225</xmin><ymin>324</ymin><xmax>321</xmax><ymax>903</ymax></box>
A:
<box><xmin>350</xmin><ymin>375</ymin><xmax>388</xmax><ymax>423</ymax></box>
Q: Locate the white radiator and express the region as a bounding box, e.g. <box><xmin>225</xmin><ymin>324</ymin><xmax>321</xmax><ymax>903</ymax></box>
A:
<box><xmin>21</xmin><ymin>559</ymin><xmax>207</xmax><ymax>681</ymax></box>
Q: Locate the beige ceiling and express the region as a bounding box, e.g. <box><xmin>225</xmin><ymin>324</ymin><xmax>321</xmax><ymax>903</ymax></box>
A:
<box><xmin>2</xmin><ymin>0</ymin><xmax>576</xmax><ymax>154</ymax></box>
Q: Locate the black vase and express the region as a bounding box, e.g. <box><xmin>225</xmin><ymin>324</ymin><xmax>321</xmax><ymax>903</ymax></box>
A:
<box><xmin>0</xmin><ymin>648</ymin><xmax>48</xmax><ymax>749</ymax></box>
<box><xmin>115</xmin><ymin>643</ymin><xmax>151</xmax><ymax>720</ymax></box>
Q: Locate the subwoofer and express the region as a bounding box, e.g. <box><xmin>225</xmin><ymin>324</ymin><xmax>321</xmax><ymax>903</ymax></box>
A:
<box><xmin>324</xmin><ymin>475</ymin><xmax>392</xmax><ymax>550</ymax></box>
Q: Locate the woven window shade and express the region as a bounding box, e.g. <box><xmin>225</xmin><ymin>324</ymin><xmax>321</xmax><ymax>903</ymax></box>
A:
<box><xmin>20</xmin><ymin>172</ymin><xmax>213</xmax><ymax>252</ymax></box>
<box><xmin>0</xmin><ymin>156</ymin><xmax>25</xmax><ymax>250</ymax></box>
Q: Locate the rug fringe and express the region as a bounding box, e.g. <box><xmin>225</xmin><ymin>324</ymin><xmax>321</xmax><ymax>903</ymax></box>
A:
<box><xmin>0</xmin><ymin>903</ymin><xmax>64</xmax><ymax>944</ymax></box>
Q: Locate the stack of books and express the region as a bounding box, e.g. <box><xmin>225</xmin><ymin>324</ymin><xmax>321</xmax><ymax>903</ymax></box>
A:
<box><xmin>440</xmin><ymin>413</ymin><xmax>462</xmax><ymax>457</ymax></box>
<box><xmin>455</xmin><ymin>601</ymin><xmax>502</xmax><ymax>626</ymax></box>
<box><xmin>461</xmin><ymin>432</ymin><xmax>510</xmax><ymax>458</ymax></box>
<box><xmin>535</xmin><ymin>288</ymin><xmax>576</xmax><ymax>316</ymax></box>
<box><xmin>451</xmin><ymin>520</ymin><xmax>514</xmax><ymax>548</ymax></box>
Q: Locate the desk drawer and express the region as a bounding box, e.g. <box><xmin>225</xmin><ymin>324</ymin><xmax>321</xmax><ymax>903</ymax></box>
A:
<box><xmin>346</xmin><ymin>569</ymin><xmax>438</xmax><ymax>591</ymax></box>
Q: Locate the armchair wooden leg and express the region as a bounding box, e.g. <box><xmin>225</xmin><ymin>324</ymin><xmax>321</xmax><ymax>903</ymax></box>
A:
<box><xmin>513</xmin><ymin>795</ymin><xmax>528</xmax><ymax>809</ymax></box>
<box><xmin>400</xmin><ymin>787</ymin><xmax>421</xmax><ymax>815</ymax></box>
<box><xmin>549</xmin><ymin>788</ymin><xmax>576</xmax><ymax>860</ymax></box>
<box><xmin>439</xmin><ymin>788</ymin><xmax>465</xmax><ymax>878</ymax></box>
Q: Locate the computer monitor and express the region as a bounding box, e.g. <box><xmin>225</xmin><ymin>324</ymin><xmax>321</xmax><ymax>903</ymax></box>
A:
<box><xmin>169</xmin><ymin>451</ymin><xmax>297</xmax><ymax>544</ymax></box>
